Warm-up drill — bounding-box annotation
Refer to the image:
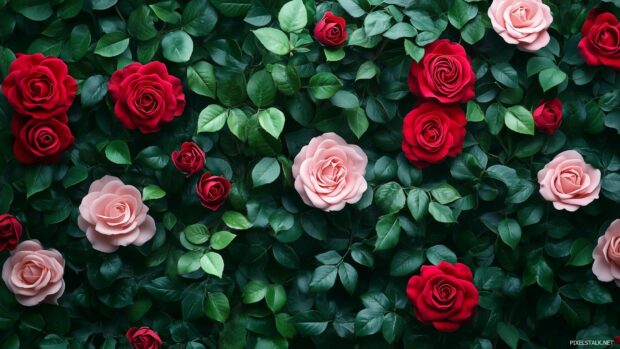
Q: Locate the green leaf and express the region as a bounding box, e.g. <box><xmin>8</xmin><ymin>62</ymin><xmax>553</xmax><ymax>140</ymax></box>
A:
<box><xmin>293</xmin><ymin>311</ymin><xmax>328</xmax><ymax>336</ymax></box>
<box><xmin>222</xmin><ymin>211</ymin><xmax>253</xmax><ymax>230</ymax></box>
<box><xmin>539</xmin><ymin>67</ymin><xmax>567</xmax><ymax>92</ymax></box>
<box><xmin>25</xmin><ymin>166</ymin><xmax>53</xmax><ymax>198</ymax></box>
<box><xmin>375</xmin><ymin>182</ymin><xmax>405</xmax><ymax>213</ymax></box>
<box><xmin>162</xmin><ymin>30</ymin><xmax>194</xmax><ymax>63</ymax></box>
<box><xmin>81</xmin><ymin>75</ymin><xmax>108</xmax><ymax>107</ymax></box>
<box><xmin>62</xmin><ymin>165</ymin><xmax>88</xmax><ymax>188</ymax></box>
<box><xmin>577</xmin><ymin>280</ymin><xmax>612</xmax><ymax>304</ymax></box>
<box><xmin>252</xmin><ymin>157</ymin><xmax>281</xmax><ymax>187</ymax></box>
<box><xmin>430</xmin><ymin>184</ymin><xmax>461</xmax><ymax>204</ymax></box>
<box><xmin>247</xmin><ymin>70</ymin><xmax>276</xmax><ymax>107</ymax></box>
<box><xmin>187</xmin><ymin>61</ymin><xmax>216</xmax><ymax>98</ymax></box>
<box><xmin>265</xmin><ymin>284</ymin><xmax>287</xmax><ymax>312</ymax></box>
<box><xmin>127</xmin><ymin>5</ymin><xmax>158</xmax><ymax>40</ymax></box>
<box><xmin>142</xmin><ymin>185</ymin><xmax>166</xmax><ymax>201</ymax></box>
<box><xmin>466</xmin><ymin>101</ymin><xmax>484</xmax><ymax>122</ymax></box>
<box><xmin>39</xmin><ymin>334</ymin><xmax>69</xmax><ymax>349</ymax></box>
<box><xmin>135</xmin><ymin>146</ymin><xmax>169</xmax><ymax>169</ymax></box>
<box><xmin>390</xmin><ymin>249</ymin><xmax>424</xmax><ymax>276</ymax></box>
<box><xmin>491</xmin><ymin>63</ymin><xmax>518</xmax><ymax>88</ymax></box>
<box><xmin>177</xmin><ymin>251</ymin><xmax>202</xmax><ymax>274</ymax></box>
<box><xmin>364</xmin><ymin>11</ymin><xmax>392</xmax><ymax>36</ymax></box>
<box><xmin>497</xmin><ymin>323</ymin><xmax>519</xmax><ymax>349</ymax></box>
<box><xmin>524</xmin><ymin>258</ymin><xmax>553</xmax><ymax>292</ymax></box>
<box><xmin>258</xmin><ymin>107</ymin><xmax>285</xmax><ymax>139</ymax></box>
<box><xmin>498</xmin><ymin>218</ymin><xmax>521</xmax><ymax>249</ymax></box>
<box><xmin>243</xmin><ymin>280</ymin><xmax>268</xmax><ymax>303</ymax></box>
<box><xmin>337</xmin><ymin>0</ymin><xmax>366</xmax><ymax>18</ymax></box>
<box><xmin>568</xmin><ymin>238</ymin><xmax>594</xmax><ymax>267</ymax></box>
<box><xmin>324</xmin><ymin>47</ymin><xmax>345</xmax><ymax>62</ymax></box>
<box><xmin>461</xmin><ymin>16</ymin><xmax>485</xmax><ymax>44</ymax></box>
<box><xmin>404</xmin><ymin>39</ymin><xmax>424</xmax><ymax>62</ymax></box>
<box><xmin>383</xmin><ymin>22</ymin><xmax>417</xmax><ymax>40</ymax></box>
<box><xmin>182</xmin><ymin>0</ymin><xmax>218</xmax><ymax>36</ymax></box>
<box><xmin>184</xmin><ymin>224</ymin><xmax>210</xmax><ymax>245</ymax></box>
<box><xmin>338</xmin><ymin>263</ymin><xmax>358</xmax><ymax>295</ymax></box>
<box><xmin>407</xmin><ymin>188</ymin><xmax>429</xmax><ymax>221</ymax></box>
<box><xmin>382</xmin><ymin>313</ymin><xmax>405</xmax><ymax>344</ymax></box>
<box><xmin>210</xmin><ymin>231</ymin><xmax>236</xmax><ymax>250</ymax></box>
<box><xmin>375</xmin><ymin>214</ymin><xmax>401</xmax><ymax>251</ymax></box>
<box><xmin>448</xmin><ymin>0</ymin><xmax>477</xmax><ymax>29</ymax></box>
<box><xmin>205</xmin><ymin>292</ymin><xmax>230</xmax><ymax>323</ymax></box>
<box><xmin>355</xmin><ymin>61</ymin><xmax>379</xmax><ymax>81</ymax></box>
<box><xmin>355</xmin><ymin>309</ymin><xmax>383</xmax><ymax>336</ymax></box>
<box><xmin>428</xmin><ymin>202</ymin><xmax>456</xmax><ymax>223</ymax></box>
<box><xmin>253</xmin><ymin>28</ymin><xmax>290</xmax><ymax>55</ymax></box>
<box><xmin>271</xmin><ymin>64</ymin><xmax>300</xmax><ymax>96</ymax></box>
<box><xmin>11</xmin><ymin>1</ymin><xmax>53</xmax><ymax>21</ymax></box>
<box><xmin>526</xmin><ymin>57</ymin><xmax>556</xmax><ymax>77</ymax></box>
<box><xmin>330</xmin><ymin>90</ymin><xmax>360</xmax><ymax>109</ymax></box>
<box><xmin>278</xmin><ymin>0</ymin><xmax>307</xmax><ymax>33</ymax></box>
<box><xmin>68</xmin><ymin>24</ymin><xmax>91</xmax><ymax>60</ymax></box>
<box><xmin>309</xmin><ymin>265</ymin><xmax>338</xmax><ymax>292</ymax></box>
<box><xmin>200</xmin><ymin>252</ymin><xmax>224</xmax><ymax>278</ymax></box>
<box><xmin>197</xmin><ymin>104</ymin><xmax>228</xmax><ymax>133</ymax></box>
<box><xmin>346</xmin><ymin>107</ymin><xmax>369</xmax><ymax>139</ymax></box>
<box><xmin>504</xmin><ymin>105</ymin><xmax>535</xmax><ymax>135</ymax></box>
<box><xmin>275</xmin><ymin>313</ymin><xmax>297</xmax><ymax>338</ymax></box>
<box><xmin>309</xmin><ymin>72</ymin><xmax>342</xmax><ymax>99</ymax></box>
<box><xmin>104</xmin><ymin>140</ymin><xmax>131</xmax><ymax>165</ymax></box>
<box><xmin>211</xmin><ymin>0</ymin><xmax>252</xmax><ymax>17</ymax></box>
<box><xmin>1</xmin><ymin>334</ymin><xmax>19</xmax><ymax>349</ymax></box>
<box><xmin>94</xmin><ymin>32</ymin><xmax>129</xmax><ymax>57</ymax></box>
<box><xmin>91</xmin><ymin>0</ymin><xmax>117</xmax><ymax>10</ymax></box>
<box><xmin>426</xmin><ymin>244</ymin><xmax>457</xmax><ymax>265</ymax></box>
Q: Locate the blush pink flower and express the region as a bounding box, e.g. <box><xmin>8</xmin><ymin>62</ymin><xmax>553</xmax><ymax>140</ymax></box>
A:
<box><xmin>292</xmin><ymin>133</ymin><xmax>368</xmax><ymax>212</ymax></box>
<box><xmin>593</xmin><ymin>219</ymin><xmax>620</xmax><ymax>286</ymax></box>
<box><xmin>2</xmin><ymin>240</ymin><xmax>65</xmax><ymax>306</ymax></box>
<box><xmin>537</xmin><ymin>150</ymin><xmax>601</xmax><ymax>212</ymax></box>
<box><xmin>78</xmin><ymin>176</ymin><xmax>156</xmax><ymax>253</ymax></box>
<box><xmin>488</xmin><ymin>0</ymin><xmax>553</xmax><ymax>52</ymax></box>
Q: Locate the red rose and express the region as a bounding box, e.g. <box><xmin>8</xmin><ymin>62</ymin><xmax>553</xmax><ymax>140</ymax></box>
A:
<box><xmin>172</xmin><ymin>142</ymin><xmax>205</xmax><ymax>177</ymax></box>
<box><xmin>196</xmin><ymin>172</ymin><xmax>231</xmax><ymax>211</ymax></box>
<box><xmin>0</xmin><ymin>214</ymin><xmax>22</xmax><ymax>251</ymax></box>
<box><xmin>533</xmin><ymin>99</ymin><xmax>562</xmax><ymax>134</ymax></box>
<box><xmin>314</xmin><ymin>12</ymin><xmax>347</xmax><ymax>47</ymax></box>
<box><xmin>126</xmin><ymin>327</ymin><xmax>162</xmax><ymax>349</ymax></box>
<box><xmin>1</xmin><ymin>53</ymin><xmax>77</xmax><ymax>120</ymax></box>
<box><xmin>108</xmin><ymin>62</ymin><xmax>186</xmax><ymax>134</ymax></box>
<box><xmin>406</xmin><ymin>262</ymin><xmax>479</xmax><ymax>332</ymax></box>
<box><xmin>401</xmin><ymin>102</ymin><xmax>467</xmax><ymax>168</ymax></box>
<box><xmin>578</xmin><ymin>9</ymin><xmax>620</xmax><ymax>70</ymax></box>
<box><xmin>11</xmin><ymin>114</ymin><xmax>74</xmax><ymax>164</ymax></box>
<box><xmin>408</xmin><ymin>39</ymin><xmax>476</xmax><ymax>104</ymax></box>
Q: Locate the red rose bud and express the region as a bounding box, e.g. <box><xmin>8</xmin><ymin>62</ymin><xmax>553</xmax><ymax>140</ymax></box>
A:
<box><xmin>533</xmin><ymin>99</ymin><xmax>562</xmax><ymax>134</ymax></box>
<box><xmin>313</xmin><ymin>12</ymin><xmax>347</xmax><ymax>47</ymax></box>
<box><xmin>126</xmin><ymin>327</ymin><xmax>162</xmax><ymax>349</ymax></box>
<box><xmin>196</xmin><ymin>172</ymin><xmax>231</xmax><ymax>211</ymax></box>
<box><xmin>578</xmin><ymin>9</ymin><xmax>620</xmax><ymax>70</ymax></box>
<box><xmin>1</xmin><ymin>53</ymin><xmax>77</xmax><ymax>120</ymax></box>
<box><xmin>407</xmin><ymin>39</ymin><xmax>476</xmax><ymax>104</ymax></box>
<box><xmin>108</xmin><ymin>62</ymin><xmax>186</xmax><ymax>134</ymax></box>
<box><xmin>172</xmin><ymin>142</ymin><xmax>205</xmax><ymax>177</ymax></box>
<box><xmin>11</xmin><ymin>114</ymin><xmax>74</xmax><ymax>164</ymax></box>
<box><xmin>0</xmin><ymin>214</ymin><xmax>22</xmax><ymax>251</ymax></box>
<box><xmin>407</xmin><ymin>262</ymin><xmax>479</xmax><ymax>332</ymax></box>
<box><xmin>402</xmin><ymin>102</ymin><xmax>467</xmax><ymax>168</ymax></box>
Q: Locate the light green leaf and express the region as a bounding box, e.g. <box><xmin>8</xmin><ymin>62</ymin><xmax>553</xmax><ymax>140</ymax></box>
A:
<box><xmin>200</xmin><ymin>252</ymin><xmax>224</xmax><ymax>278</ymax></box>
<box><xmin>162</xmin><ymin>30</ymin><xmax>194</xmax><ymax>63</ymax></box>
<box><xmin>142</xmin><ymin>185</ymin><xmax>166</xmax><ymax>201</ymax></box>
<box><xmin>105</xmin><ymin>140</ymin><xmax>131</xmax><ymax>165</ymax></box>
<box><xmin>278</xmin><ymin>0</ymin><xmax>307</xmax><ymax>33</ymax></box>
<box><xmin>253</xmin><ymin>28</ymin><xmax>290</xmax><ymax>55</ymax></box>
<box><xmin>197</xmin><ymin>104</ymin><xmax>228</xmax><ymax>133</ymax></box>
<box><xmin>94</xmin><ymin>32</ymin><xmax>129</xmax><ymax>57</ymax></box>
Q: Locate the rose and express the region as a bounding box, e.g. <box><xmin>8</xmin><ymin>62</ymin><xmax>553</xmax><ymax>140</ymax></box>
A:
<box><xmin>578</xmin><ymin>9</ymin><xmax>620</xmax><ymax>70</ymax></box>
<box><xmin>313</xmin><ymin>12</ymin><xmax>347</xmax><ymax>47</ymax></box>
<box><xmin>593</xmin><ymin>219</ymin><xmax>620</xmax><ymax>286</ymax></box>
<box><xmin>1</xmin><ymin>53</ymin><xmax>77</xmax><ymax>119</ymax></box>
<box><xmin>196</xmin><ymin>173</ymin><xmax>231</xmax><ymax>211</ymax></box>
<box><xmin>126</xmin><ymin>327</ymin><xmax>162</xmax><ymax>349</ymax></box>
<box><xmin>77</xmin><ymin>176</ymin><xmax>156</xmax><ymax>253</ymax></box>
<box><xmin>488</xmin><ymin>0</ymin><xmax>553</xmax><ymax>52</ymax></box>
<box><xmin>407</xmin><ymin>39</ymin><xmax>476</xmax><ymax>104</ymax></box>
<box><xmin>1</xmin><ymin>240</ymin><xmax>65</xmax><ymax>306</ymax></box>
<box><xmin>537</xmin><ymin>150</ymin><xmax>601</xmax><ymax>211</ymax></box>
<box><xmin>11</xmin><ymin>114</ymin><xmax>74</xmax><ymax>164</ymax></box>
<box><xmin>533</xmin><ymin>99</ymin><xmax>562</xmax><ymax>134</ymax></box>
<box><xmin>406</xmin><ymin>262</ymin><xmax>479</xmax><ymax>332</ymax></box>
<box><xmin>172</xmin><ymin>142</ymin><xmax>205</xmax><ymax>177</ymax></box>
<box><xmin>292</xmin><ymin>132</ymin><xmax>368</xmax><ymax>211</ymax></box>
<box><xmin>0</xmin><ymin>214</ymin><xmax>22</xmax><ymax>251</ymax></box>
<box><xmin>108</xmin><ymin>62</ymin><xmax>186</xmax><ymax>134</ymax></box>
<box><xmin>401</xmin><ymin>102</ymin><xmax>467</xmax><ymax>168</ymax></box>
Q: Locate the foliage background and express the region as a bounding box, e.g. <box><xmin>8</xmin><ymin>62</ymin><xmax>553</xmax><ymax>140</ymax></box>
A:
<box><xmin>1</xmin><ymin>0</ymin><xmax>620</xmax><ymax>348</ymax></box>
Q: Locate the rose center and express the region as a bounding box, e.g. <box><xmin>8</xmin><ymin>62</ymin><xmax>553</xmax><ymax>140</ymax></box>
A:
<box><xmin>26</xmin><ymin>74</ymin><xmax>54</xmax><ymax>101</ymax></box>
<box><xmin>208</xmin><ymin>184</ymin><xmax>224</xmax><ymax>199</ymax></box>
<box><xmin>20</xmin><ymin>262</ymin><xmax>44</xmax><ymax>284</ymax></box>
<box><xmin>431</xmin><ymin>280</ymin><xmax>456</xmax><ymax>307</ymax></box>
<box><xmin>32</xmin><ymin>126</ymin><xmax>58</xmax><ymax>151</ymax></box>
<box><xmin>419</xmin><ymin>119</ymin><xmax>445</xmax><ymax>149</ymax></box>
<box><xmin>596</xmin><ymin>26</ymin><xmax>620</xmax><ymax>50</ymax></box>
<box><xmin>510</xmin><ymin>3</ymin><xmax>534</xmax><ymax>25</ymax></box>
<box><xmin>607</xmin><ymin>236</ymin><xmax>620</xmax><ymax>262</ymax></box>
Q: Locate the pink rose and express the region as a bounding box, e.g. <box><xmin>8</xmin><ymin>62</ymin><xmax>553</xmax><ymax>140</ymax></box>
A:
<box><xmin>537</xmin><ymin>150</ymin><xmax>601</xmax><ymax>212</ymax></box>
<box><xmin>592</xmin><ymin>219</ymin><xmax>620</xmax><ymax>286</ymax></box>
<box><xmin>2</xmin><ymin>240</ymin><xmax>65</xmax><ymax>306</ymax></box>
<box><xmin>593</xmin><ymin>219</ymin><xmax>620</xmax><ymax>286</ymax></box>
<box><xmin>488</xmin><ymin>0</ymin><xmax>553</xmax><ymax>52</ymax></box>
<box><xmin>292</xmin><ymin>132</ymin><xmax>368</xmax><ymax>211</ymax></box>
<box><xmin>78</xmin><ymin>176</ymin><xmax>156</xmax><ymax>253</ymax></box>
